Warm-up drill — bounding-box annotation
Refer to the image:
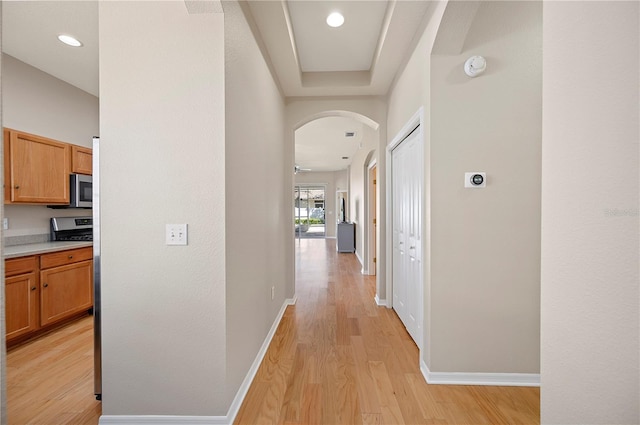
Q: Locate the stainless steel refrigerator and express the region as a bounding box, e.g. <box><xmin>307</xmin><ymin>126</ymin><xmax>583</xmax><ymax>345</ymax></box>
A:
<box><xmin>92</xmin><ymin>136</ymin><xmax>102</xmax><ymax>400</ymax></box>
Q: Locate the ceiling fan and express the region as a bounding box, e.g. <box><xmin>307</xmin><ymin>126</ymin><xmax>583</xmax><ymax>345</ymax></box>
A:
<box><xmin>294</xmin><ymin>165</ymin><xmax>312</xmax><ymax>174</ymax></box>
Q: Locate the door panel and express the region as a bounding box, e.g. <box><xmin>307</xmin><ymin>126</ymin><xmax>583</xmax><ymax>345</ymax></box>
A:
<box><xmin>391</xmin><ymin>126</ymin><xmax>422</xmax><ymax>346</ymax></box>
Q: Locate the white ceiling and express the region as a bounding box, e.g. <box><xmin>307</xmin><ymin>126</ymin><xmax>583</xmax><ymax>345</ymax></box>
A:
<box><xmin>2</xmin><ymin>1</ymin><xmax>99</xmax><ymax>97</ymax></box>
<box><xmin>247</xmin><ymin>0</ymin><xmax>432</xmax><ymax>97</ymax></box>
<box><xmin>288</xmin><ymin>1</ymin><xmax>388</xmax><ymax>72</ymax></box>
<box><xmin>295</xmin><ymin>116</ymin><xmax>365</xmax><ymax>172</ymax></box>
<box><xmin>0</xmin><ymin>0</ymin><xmax>433</xmax><ymax>172</ymax></box>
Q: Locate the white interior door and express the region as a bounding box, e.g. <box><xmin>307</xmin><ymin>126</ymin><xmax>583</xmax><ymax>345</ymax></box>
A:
<box><xmin>391</xmin><ymin>126</ymin><xmax>422</xmax><ymax>346</ymax></box>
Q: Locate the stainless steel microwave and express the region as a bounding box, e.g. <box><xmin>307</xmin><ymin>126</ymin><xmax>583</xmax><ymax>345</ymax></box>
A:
<box><xmin>48</xmin><ymin>174</ymin><xmax>92</xmax><ymax>209</ymax></box>
<box><xmin>70</xmin><ymin>174</ymin><xmax>92</xmax><ymax>208</ymax></box>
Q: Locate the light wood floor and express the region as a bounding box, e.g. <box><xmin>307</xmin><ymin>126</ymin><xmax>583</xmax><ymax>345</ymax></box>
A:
<box><xmin>5</xmin><ymin>238</ymin><xmax>539</xmax><ymax>424</ymax></box>
<box><xmin>6</xmin><ymin>314</ymin><xmax>101</xmax><ymax>425</ymax></box>
<box><xmin>234</xmin><ymin>238</ymin><xmax>540</xmax><ymax>424</ymax></box>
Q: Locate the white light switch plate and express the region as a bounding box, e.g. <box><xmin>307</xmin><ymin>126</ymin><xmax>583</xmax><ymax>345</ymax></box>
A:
<box><xmin>166</xmin><ymin>224</ymin><xmax>188</xmax><ymax>245</ymax></box>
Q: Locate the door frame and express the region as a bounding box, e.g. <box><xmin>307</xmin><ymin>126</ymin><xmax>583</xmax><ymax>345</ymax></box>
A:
<box><xmin>386</xmin><ymin>107</ymin><xmax>426</xmax><ymax>352</ymax></box>
<box><xmin>366</xmin><ymin>160</ymin><xmax>377</xmax><ymax>276</ymax></box>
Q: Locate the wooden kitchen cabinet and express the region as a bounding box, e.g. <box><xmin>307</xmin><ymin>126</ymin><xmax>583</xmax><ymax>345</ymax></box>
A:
<box><xmin>4</xmin><ymin>128</ymin><xmax>70</xmax><ymax>204</ymax></box>
<box><xmin>4</xmin><ymin>247</ymin><xmax>93</xmax><ymax>345</ymax></box>
<box><xmin>71</xmin><ymin>145</ymin><xmax>92</xmax><ymax>175</ymax></box>
<box><xmin>3</xmin><ymin>128</ymin><xmax>10</xmax><ymax>202</ymax></box>
<box><xmin>40</xmin><ymin>247</ymin><xmax>93</xmax><ymax>327</ymax></box>
<box><xmin>5</xmin><ymin>256</ymin><xmax>39</xmax><ymax>342</ymax></box>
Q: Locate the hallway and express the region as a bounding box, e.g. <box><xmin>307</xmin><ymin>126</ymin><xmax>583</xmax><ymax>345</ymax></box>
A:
<box><xmin>234</xmin><ymin>238</ymin><xmax>540</xmax><ymax>424</ymax></box>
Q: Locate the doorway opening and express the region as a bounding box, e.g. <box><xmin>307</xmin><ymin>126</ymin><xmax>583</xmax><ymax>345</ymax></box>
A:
<box><xmin>294</xmin><ymin>185</ymin><xmax>326</xmax><ymax>239</ymax></box>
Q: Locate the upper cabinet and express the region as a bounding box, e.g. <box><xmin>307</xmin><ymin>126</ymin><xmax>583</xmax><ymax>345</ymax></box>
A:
<box><xmin>71</xmin><ymin>145</ymin><xmax>92</xmax><ymax>175</ymax></box>
<box><xmin>3</xmin><ymin>128</ymin><xmax>91</xmax><ymax>205</ymax></box>
<box><xmin>4</xmin><ymin>129</ymin><xmax>70</xmax><ymax>204</ymax></box>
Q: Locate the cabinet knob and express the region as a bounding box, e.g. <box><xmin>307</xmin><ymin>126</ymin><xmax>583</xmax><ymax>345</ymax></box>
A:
<box><xmin>31</xmin><ymin>287</ymin><xmax>36</xmax><ymax>291</ymax></box>
<box><xmin>14</xmin><ymin>185</ymin><xmax>19</xmax><ymax>189</ymax></box>
<box><xmin>68</xmin><ymin>255</ymin><xmax>73</xmax><ymax>259</ymax></box>
<box><xmin>43</xmin><ymin>283</ymin><xmax>48</xmax><ymax>288</ymax></box>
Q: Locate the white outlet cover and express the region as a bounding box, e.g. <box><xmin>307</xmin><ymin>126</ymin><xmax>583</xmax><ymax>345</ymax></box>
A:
<box><xmin>465</xmin><ymin>172</ymin><xmax>486</xmax><ymax>188</ymax></box>
<box><xmin>166</xmin><ymin>224</ymin><xmax>188</xmax><ymax>245</ymax></box>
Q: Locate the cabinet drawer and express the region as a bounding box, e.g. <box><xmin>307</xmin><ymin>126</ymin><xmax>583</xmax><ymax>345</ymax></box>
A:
<box><xmin>40</xmin><ymin>247</ymin><xmax>93</xmax><ymax>269</ymax></box>
<box><xmin>5</xmin><ymin>256</ymin><xmax>38</xmax><ymax>277</ymax></box>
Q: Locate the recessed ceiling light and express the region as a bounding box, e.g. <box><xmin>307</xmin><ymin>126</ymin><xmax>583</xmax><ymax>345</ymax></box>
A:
<box><xmin>326</xmin><ymin>12</ymin><xmax>344</xmax><ymax>28</ymax></box>
<box><xmin>58</xmin><ymin>34</ymin><xmax>83</xmax><ymax>47</ymax></box>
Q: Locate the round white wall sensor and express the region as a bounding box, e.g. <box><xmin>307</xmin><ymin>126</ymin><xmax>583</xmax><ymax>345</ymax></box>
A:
<box><xmin>464</xmin><ymin>56</ymin><xmax>486</xmax><ymax>77</ymax></box>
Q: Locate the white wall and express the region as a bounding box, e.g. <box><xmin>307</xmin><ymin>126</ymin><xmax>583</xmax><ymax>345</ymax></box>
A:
<box><xmin>388</xmin><ymin>0</ymin><xmax>541</xmax><ymax>375</ymax></box>
<box><xmin>99</xmin><ymin>1</ymin><xmax>227</xmax><ymax>416</ymax></box>
<box><xmin>430</xmin><ymin>1</ymin><xmax>541</xmax><ymax>374</ymax></box>
<box><xmin>2</xmin><ymin>54</ymin><xmax>99</xmax><ymax>238</ymax></box>
<box><xmin>2</xmin><ymin>54</ymin><xmax>98</xmax><ymax>148</ymax></box>
<box><xmin>223</xmin><ymin>0</ymin><xmax>290</xmax><ymax>409</ymax></box>
<box><xmin>541</xmin><ymin>2</ymin><xmax>639</xmax><ymax>423</ymax></box>
<box><xmin>348</xmin><ymin>125</ymin><xmax>377</xmax><ymax>263</ymax></box>
<box><xmin>335</xmin><ymin>169</ymin><xmax>348</xmax><ymax>193</ymax></box>
<box><xmin>387</xmin><ymin>1</ymin><xmax>444</xmax><ymax>140</ymax></box>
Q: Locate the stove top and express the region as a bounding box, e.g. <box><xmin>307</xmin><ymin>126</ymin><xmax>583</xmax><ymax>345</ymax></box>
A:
<box><xmin>58</xmin><ymin>234</ymin><xmax>93</xmax><ymax>241</ymax></box>
<box><xmin>50</xmin><ymin>216</ymin><xmax>93</xmax><ymax>242</ymax></box>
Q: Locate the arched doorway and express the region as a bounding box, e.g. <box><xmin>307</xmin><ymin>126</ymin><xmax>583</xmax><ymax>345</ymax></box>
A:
<box><xmin>291</xmin><ymin>108</ymin><xmax>382</xmax><ymax>302</ymax></box>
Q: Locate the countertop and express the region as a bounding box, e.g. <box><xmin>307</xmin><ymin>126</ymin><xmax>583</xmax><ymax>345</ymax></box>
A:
<box><xmin>4</xmin><ymin>241</ymin><xmax>93</xmax><ymax>259</ymax></box>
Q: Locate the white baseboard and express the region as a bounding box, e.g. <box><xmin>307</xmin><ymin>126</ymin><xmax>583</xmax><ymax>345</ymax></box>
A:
<box><xmin>226</xmin><ymin>296</ymin><xmax>296</xmax><ymax>422</ymax></box>
<box><xmin>420</xmin><ymin>360</ymin><xmax>540</xmax><ymax>387</ymax></box>
<box><xmin>99</xmin><ymin>296</ymin><xmax>298</xmax><ymax>425</ymax></box>
<box><xmin>374</xmin><ymin>295</ymin><xmax>387</xmax><ymax>306</ymax></box>
<box><xmin>99</xmin><ymin>416</ymin><xmax>227</xmax><ymax>424</ymax></box>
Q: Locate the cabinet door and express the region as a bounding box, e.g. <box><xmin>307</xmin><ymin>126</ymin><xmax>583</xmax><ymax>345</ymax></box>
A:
<box><xmin>71</xmin><ymin>145</ymin><xmax>92</xmax><ymax>175</ymax></box>
<box><xmin>7</xmin><ymin>130</ymin><xmax>70</xmax><ymax>204</ymax></box>
<box><xmin>3</xmin><ymin>129</ymin><xmax>10</xmax><ymax>202</ymax></box>
<box><xmin>40</xmin><ymin>260</ymin><xmax>93</xmax><ymax>327</ymax></box>
<box><xmin>5</xmin><ymin>272</ymin><xmax>39</xmax><ymax>341</ymax></box>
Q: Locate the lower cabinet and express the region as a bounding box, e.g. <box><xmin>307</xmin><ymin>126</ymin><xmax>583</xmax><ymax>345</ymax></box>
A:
<box><xmin>337</xmin><ymin>222</ymin><xmax>355</xmax><ymax>253</ymax></box>
<box><xmin>5</xmin><ymin>256</ymin><xmax>39</xmax><ymax>341</ymax></box>
<box><xmin>40</xmin><ymin>260</ymin><xmax>93</xmax><ymax>327</ymax></box>
<box><xmin>4</xmin><ymin>247</ymin><xmax>93</xmax><ymax>344</ymax></box>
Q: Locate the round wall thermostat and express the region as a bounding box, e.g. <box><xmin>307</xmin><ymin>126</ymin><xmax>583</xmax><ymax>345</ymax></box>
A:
<box><xmin>464</xmin><ymin>172</ymin><xmax>486</xmax><ymax>188</ymax></box>
<box><xmin>471</xmin><ymin>174</ymin><xmax>484</xmax><ymax>185</ymax></box>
